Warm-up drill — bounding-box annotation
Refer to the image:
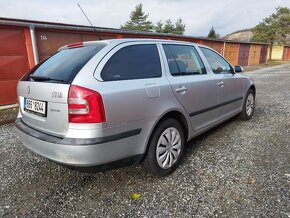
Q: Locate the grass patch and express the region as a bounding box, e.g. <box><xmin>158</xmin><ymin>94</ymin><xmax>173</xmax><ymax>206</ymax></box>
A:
<box><xmin>244</xmin><ymin>60</ymin><xmax>290</xmax><ymax>72</ymax></box>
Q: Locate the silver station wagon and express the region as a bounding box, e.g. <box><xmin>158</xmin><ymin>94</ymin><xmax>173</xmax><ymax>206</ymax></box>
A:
<box><xmin>16</xmin><ymin>39</ymin><xmax>255</xmax><ymax>176</ymax></box>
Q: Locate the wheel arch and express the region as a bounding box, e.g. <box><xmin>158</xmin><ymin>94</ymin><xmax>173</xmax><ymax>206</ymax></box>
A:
<box><xmin>249</xmin><ymin>84</ymin><xmax>256</xmax><ymax>96</ymax></box>
<box><xmin>141</xmin><ymin>109</ymin><xmax>191</xmax><ymax>162</ymax></box>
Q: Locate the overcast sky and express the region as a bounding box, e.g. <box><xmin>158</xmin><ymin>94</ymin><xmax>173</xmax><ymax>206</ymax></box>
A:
<box><xmin>1</xmin><ymin>0</ymin><xmax>290</xmax><ymax>36</ymax></box>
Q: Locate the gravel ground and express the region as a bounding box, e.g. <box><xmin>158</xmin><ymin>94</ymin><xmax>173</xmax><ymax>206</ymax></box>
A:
<box><xmin>0</xmin><ymin>107</ymin><xmax>18</xmax><ymax>125</ymax></box>
<box><xmin>1</xmin><ymin>63</ymin><xmax>290</xmax><ymax>217</ymax></box>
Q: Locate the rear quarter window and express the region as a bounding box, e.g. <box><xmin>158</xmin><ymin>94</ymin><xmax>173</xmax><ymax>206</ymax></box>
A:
<box><xmin>27</xmin><ymin>43</ymin><xmax>106</xmax><ymax>84</ymax></box>
<box><xmin>101</xmin><ymin>44</ymin><xmax>162</xmax><ymax>81</ymax></box>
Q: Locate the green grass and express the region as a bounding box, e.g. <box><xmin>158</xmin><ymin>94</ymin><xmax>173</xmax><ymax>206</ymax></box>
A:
<box><xmin>244</xmin><ymin>60</ymin><xmax>290</xmax><ymax>72</ymax></box>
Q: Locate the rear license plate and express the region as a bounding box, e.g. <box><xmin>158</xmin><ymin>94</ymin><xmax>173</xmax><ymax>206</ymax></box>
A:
<box><xmin>24</xmin><ymin>98</ymin><xmax>47</xmax><ymax>117</ymax></box>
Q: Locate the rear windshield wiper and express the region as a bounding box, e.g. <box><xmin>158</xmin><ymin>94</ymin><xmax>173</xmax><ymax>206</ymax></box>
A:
<box><xmin>29</xmin><ymin>75</ymin><xmax>64</xmax><ymax>82</ymax></box>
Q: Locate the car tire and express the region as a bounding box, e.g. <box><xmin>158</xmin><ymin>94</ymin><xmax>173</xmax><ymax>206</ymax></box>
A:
<box><xmin>239</xmin><ymin>89</ymin><xmax>255</xmax><ymax>120</ymax></box>
<box><xmin>143</xmin><ymin>118</ymin><xmax>185</xmax><ymax>177</ymax></box>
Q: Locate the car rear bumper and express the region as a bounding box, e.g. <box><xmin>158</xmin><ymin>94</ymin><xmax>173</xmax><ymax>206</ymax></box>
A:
<box><xmin>15</xmin><ymin>118</ymin><xmax>143</xmax><ymax>167</ymax></box>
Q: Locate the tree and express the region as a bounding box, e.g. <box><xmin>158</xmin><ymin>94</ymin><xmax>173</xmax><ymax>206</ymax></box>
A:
<box><xmin>120</xmin><ymin>3</ymin><xmax>154</xmax><ymax>32</ymax></box>
<box><xmin>121</xmin><ymin>4</ymin><xmax>186</xmax><ymax>35</ymax></box>
<box><xmin>173</xmin><ymin>18</ymin><xmax>186</xmax><ymax>35</ymax></box>
<box><xmin>207</xmin><ymin>26</ymin><xmax>220</xmax><ymax>38</ymax></box>
<box><xmin>154</xmin><ymin>18</ymin><xmax>185</xmax><ymax>35</ymax></box>
<box><xmin>162</xmin><ymin>19</ymin><xmax>175</xmax><ymax>34</ymax></box>
<box><xmin>251</xmin><ymin>7</ymin><xmax>290</xmax><ymax>59</ymax></box>
<box><xmin>154</xmin><ymin>20</ymin><xmax>164</xmax><ymax>33</ymax></box>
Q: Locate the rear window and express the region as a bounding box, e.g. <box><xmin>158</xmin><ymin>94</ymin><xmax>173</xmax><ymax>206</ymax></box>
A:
<box><xmin>163</xmin><ymin>44</ymin><xmax>206</xmax><ymax>76</ymax></box>
<box><xmin>27</xmin><ymin>43</ymin><xmax>106</xmax><ymax>84</ymax></box>
<box><xmin>101</xmin><ymin>44</ymin><xmax>162</xmax><ymax>81</ymax></box>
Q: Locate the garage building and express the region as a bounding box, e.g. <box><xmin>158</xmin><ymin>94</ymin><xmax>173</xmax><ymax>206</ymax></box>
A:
<box><xmin>0</xmin><ymin>18</ymin><xmax>273</xmax><ymax>106</ymax></box>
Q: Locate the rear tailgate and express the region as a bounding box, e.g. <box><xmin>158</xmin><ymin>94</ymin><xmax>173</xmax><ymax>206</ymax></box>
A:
<box><xmin>16</xmin><ymin>42</ymin><xmax>107</xmax><ymax>138</ymax></box>
<box><xmin>18</xmin><ymin>81</ymin><xmax>70</xmax><ymax>137</ymax></box>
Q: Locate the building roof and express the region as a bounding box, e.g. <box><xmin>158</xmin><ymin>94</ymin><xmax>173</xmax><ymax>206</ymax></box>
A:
<box><xmin>0</xmin><ymin>17</ymin><xmax>270</xmax><ymax>45</ymax></box>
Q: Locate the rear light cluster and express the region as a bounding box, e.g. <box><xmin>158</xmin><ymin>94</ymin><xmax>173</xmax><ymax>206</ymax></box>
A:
<box><xmin>68</xmin><ymin>85</ymin><xmax>106</xmax><ymax>123</ymax></box>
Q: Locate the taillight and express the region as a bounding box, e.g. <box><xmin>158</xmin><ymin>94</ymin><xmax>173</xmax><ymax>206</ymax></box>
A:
<box><xmin>68</xmin><ymin>85</ymin><xmax>106</xmax><ymax>123</ymax></box>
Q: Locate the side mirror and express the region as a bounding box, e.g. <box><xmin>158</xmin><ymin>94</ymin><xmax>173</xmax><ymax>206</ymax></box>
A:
<box><xmin>234</xmin><ymin>66</ymin><xmax>244</xmax><ymax>73</ymax></box>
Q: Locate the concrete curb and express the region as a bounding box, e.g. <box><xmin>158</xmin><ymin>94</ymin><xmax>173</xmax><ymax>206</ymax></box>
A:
<box><xmin>0</xmin><ymin>104</ymin><xmax>19</xmax><ymax>111</ymax></box>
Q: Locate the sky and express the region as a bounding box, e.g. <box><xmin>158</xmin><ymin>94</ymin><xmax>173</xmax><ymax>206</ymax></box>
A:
<box><xmin>1</xmin><ymin>0</ymin><xmax>290</xmax><ymax>37</ymax></box>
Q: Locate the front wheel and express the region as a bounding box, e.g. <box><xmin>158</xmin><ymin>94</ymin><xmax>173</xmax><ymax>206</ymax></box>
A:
<box><xmin>143</xmin><ymin>119</ymin><xmax>185</xmax><ymax>177</ymax></box>
<box><xmin>240</xmin><ymin>89</ymin><xmax>255</xmax><ymax>120</ymax></box>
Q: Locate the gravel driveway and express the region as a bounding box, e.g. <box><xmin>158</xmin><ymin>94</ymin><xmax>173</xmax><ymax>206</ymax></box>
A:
<box><xmin>1</xmin><ymin>63</ymin><xmax>290</xmax><ymax>217</ymax></box>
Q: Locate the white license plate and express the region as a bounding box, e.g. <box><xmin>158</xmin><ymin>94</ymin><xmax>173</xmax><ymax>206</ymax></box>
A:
<box><xmin>24</xmin><ymin>98</ymin><xmax>47</xmax><ymax>117</ymax></box>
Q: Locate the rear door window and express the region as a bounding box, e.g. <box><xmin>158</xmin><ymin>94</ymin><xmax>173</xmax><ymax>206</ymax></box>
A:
<box><xmin>163</xmin><ymin>44</ymin><xmax>206</xmax><ymax>76</ymax></box>
<box><xmin>101</xmin><ymin>44</ymin><xmax>162</xmax><ymax>81</ymax></box>
<box><xmin>28</xmin><ymin>43</ymin><xmax>106</xmax><ymax>84</ymax></box>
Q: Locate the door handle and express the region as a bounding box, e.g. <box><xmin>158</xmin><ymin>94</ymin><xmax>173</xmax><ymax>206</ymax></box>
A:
<box><xmin>217</xmin><ymin>81</ymin><xmax>224</xmax><ymax>87</ymax></box>
<box><xmin>175</xmin><ymin>86</ymin><xmax>187</xmax><ymax>93</ymax></box>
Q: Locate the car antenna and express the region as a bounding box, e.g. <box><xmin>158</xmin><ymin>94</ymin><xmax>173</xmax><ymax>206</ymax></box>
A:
<box><xmin>77</xmin><ymin>3</ymin><xmax>98</xmax><ymax>34</ymax></box>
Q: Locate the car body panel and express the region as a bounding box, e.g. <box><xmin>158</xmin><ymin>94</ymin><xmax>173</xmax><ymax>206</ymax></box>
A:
<box><xmin>16</xmin><ymin>38</ymin><xmax>255</xmax><ymax>168</ymax></box>
<box><xmin>17</xmin><ymin>81</ymin><xmax>70</xmax><ymax>137</ymax></box>
<box><xmin>216</xmin><ymin>73</ymin><xmax>244</xmax><ymax>120</ymax></box>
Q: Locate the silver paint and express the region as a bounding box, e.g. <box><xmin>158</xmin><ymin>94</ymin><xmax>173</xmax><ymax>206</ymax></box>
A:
<box><xmin>16</xmin><ymin>39</ymin><xmax>255</xmax><ymax>167</ymax></box>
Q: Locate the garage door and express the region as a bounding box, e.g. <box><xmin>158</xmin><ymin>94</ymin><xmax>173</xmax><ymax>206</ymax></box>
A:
<box><xmin>35</xmin><ymin>30</ymin><xmax>83</xmax><ymax>61</ymax></box>
<box><xmin>224</xmin><ymin>43</ymin><xmax>239</xmax><ymax>66</ymax></box>
<box><xmin>202</xmin><ymin>41</ymin><xmax>224</xmax><ymax>54</ymax></box>
<box><xmin>35</xmin><ymin>30</ymin><xmax>117</xmax><ymax>61</ymax></box>
<box><xmin>260</xmin><ymin>45</ymin><xmax>268</xmax><ymax>64</ymax></box>
<box><xmin>238</xmin><ymin>44</ymin><xmax>250</xmax><ymax>66</ymax></box>
<box><xmin>0</xmin><ymin>27</ymin><xmax>30</xmax><ymax>105</ymax></box>
<box><xmin>248</xmin><ymin>45</ymin><xmax>261</xmax><ymax>65</ymax></box>
<box><xmin>283</xmin><ymin>47</ymin><xmax>290</xmax><ymax>60</ymax></box>
<box><xmin>82</xmin><ymin>33</ymin><xmax>116</xmax><ymax>41</ymax></box>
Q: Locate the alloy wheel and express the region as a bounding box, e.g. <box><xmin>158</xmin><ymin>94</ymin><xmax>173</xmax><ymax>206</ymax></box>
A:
<box><xmin>246</xmin><ymin>93</ymin><xmax>255</xmax><ymax>116</ymax></box>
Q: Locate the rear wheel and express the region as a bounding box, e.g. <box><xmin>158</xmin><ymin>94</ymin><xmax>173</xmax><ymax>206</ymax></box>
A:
<box><xmin>143</xmin><ymin>119</ymin><xmax>185</xmax><ymax>176</ymax></box>
<box><xmin>240</xmin><ymin>89</ymin><xmax>255</xmax><ymax>120</ymax></box>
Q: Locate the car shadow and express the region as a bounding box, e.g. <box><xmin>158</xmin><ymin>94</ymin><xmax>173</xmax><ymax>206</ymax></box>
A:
<box><xmin>182</xmin><ymin>115</ymin><xmax>242</xmax><ymax>162</ymax></box>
